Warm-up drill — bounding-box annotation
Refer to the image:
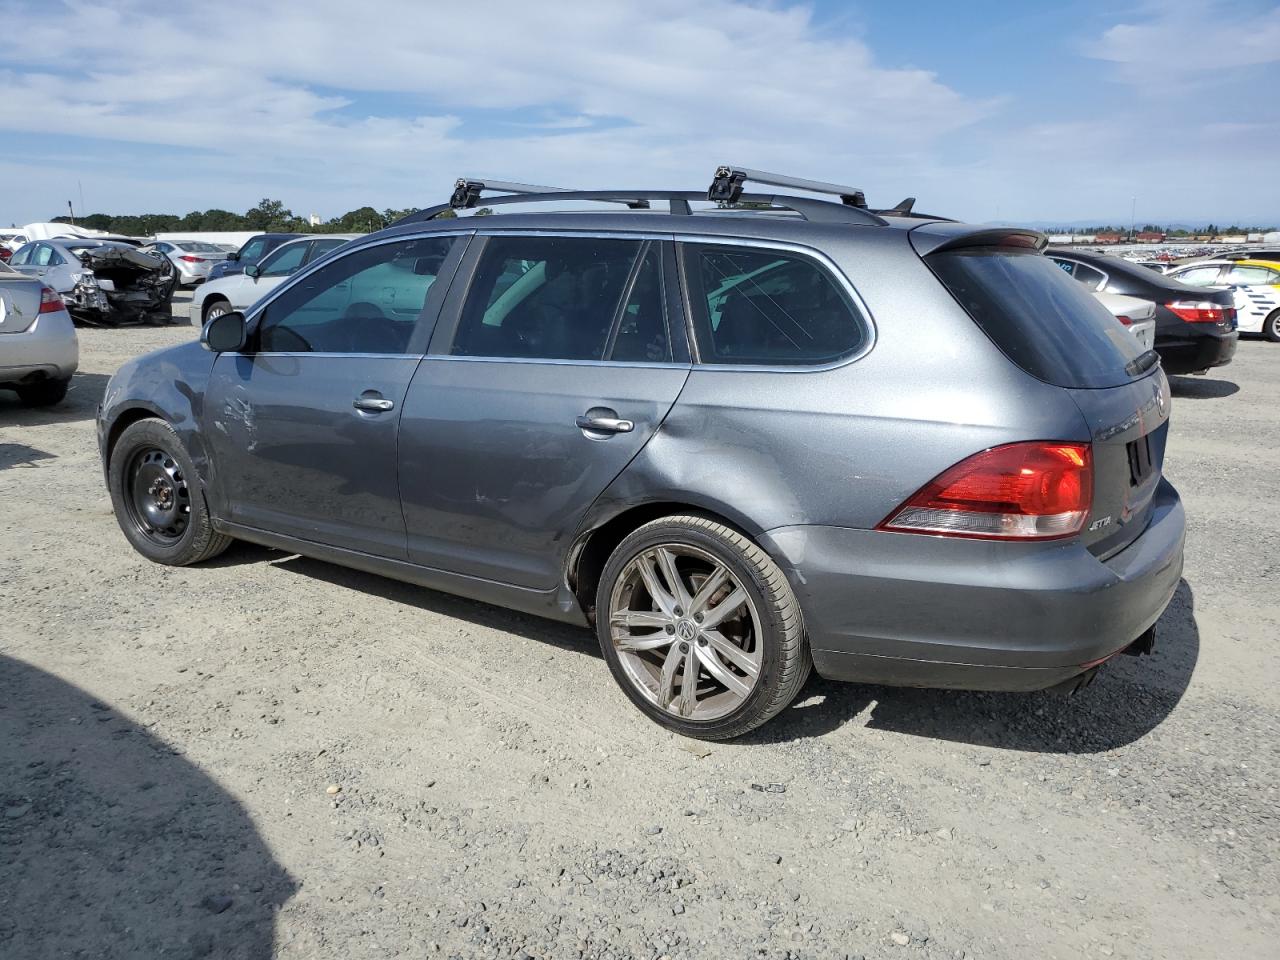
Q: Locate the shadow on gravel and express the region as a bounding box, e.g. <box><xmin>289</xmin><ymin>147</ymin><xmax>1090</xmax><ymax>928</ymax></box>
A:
<box><xmin>0</xmin><ymin>654</ymin><xmax>295</xmax><ymax>959</ymax></box>
<box><xmin>1169</xmin><ymin>376</ymin><xmax>1239</xmax><ymax>399</ymax></box>
<box><xmin>753</xmin><ymin>579</ymin><xmax>1200</xmax><ymax>752</ymax></box>
<box><xmin>267</xmin><ymin>552</ymin><xmax>601</xmax><ymax>659</ymax></box>
<box><xmin>0</xmin><ymin>371</ymin><xmax>112</xmax><ymax>426</ymax></box>
<box><xmin>0</xmin><ymin>441</ymin><xmax>57</xmax><ymax>471</ymax></box>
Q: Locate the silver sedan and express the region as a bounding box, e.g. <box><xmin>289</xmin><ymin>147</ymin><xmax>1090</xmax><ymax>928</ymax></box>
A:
<box><xmin>0</xmin><ymin>259</ymin><xmax>79</xmax><ymax>406</ymax></box>
<box><xmin>138</xmin><ymin>240</ymin><xmax>230</xmax><ymax>286</ymax></box>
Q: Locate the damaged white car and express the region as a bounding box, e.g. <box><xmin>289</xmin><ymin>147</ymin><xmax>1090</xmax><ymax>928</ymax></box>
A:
<box><xmin>6</xmin><ymin>239</ymin><xmax>176</xmax><ymax>325</ymax></box>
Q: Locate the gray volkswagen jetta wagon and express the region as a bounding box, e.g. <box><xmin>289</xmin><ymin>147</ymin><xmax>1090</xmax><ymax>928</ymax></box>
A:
<box><xmin>98</xmin><ymin>167</ymin><xmax>1185</xmax><ymax>740</ymax></box>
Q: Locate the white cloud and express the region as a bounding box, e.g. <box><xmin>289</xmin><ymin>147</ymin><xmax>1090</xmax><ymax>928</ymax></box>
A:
<box><xmin>0</xmin><ymin>0</ymin><xmax>993</xmax><ymax>219</ymax></box>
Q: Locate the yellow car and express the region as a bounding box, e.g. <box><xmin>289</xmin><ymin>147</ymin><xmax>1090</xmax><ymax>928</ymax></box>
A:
<box><xmin>1166</xmin><ymin>258</ymin><xmax>1280</xmax><ymax>341</ymax></box>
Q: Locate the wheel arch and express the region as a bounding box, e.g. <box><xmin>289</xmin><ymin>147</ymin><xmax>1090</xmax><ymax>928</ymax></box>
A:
<box><xmin>567</xmin><ymin>499</ymin><xmax>765</xmax><ymax>621</ymax></box>
<box><xmin>200</xmin><ymin>293</ymin><xmax>232</xmax><ymax>323</ymax></box>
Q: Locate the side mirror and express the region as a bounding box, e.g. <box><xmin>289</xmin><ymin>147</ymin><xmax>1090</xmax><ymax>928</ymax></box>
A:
<box><xmin>245</xmin><ymin>264</ymin><xmax>261</xmax><ymax>279</ymax></box>
<box><xmin>201</xmin><ymin>311</ymin><xmax>248</xmax><ymax>353</ymax></box>
<box><xmin>226</xmin><ymin>251</ymin><xmax>240</xmax><ymax>262</ymax></box>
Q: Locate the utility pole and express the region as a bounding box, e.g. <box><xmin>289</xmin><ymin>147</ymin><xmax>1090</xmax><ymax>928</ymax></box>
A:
<box><xmin>67</xmin><ymin>200</ymin><xmax>75</xmax><ymax>225</ymax></box>
<box><xmin>1130</xmin><ymin>197</ymin><xmax>1136</xmax><ymax>243</ymax></box>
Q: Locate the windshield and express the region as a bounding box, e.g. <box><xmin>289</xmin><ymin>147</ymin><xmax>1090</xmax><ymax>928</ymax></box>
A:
<box><xmin>930</xmin><ymin>248</ymin><xmax>1147</xmax><ymax>389</ymax></box>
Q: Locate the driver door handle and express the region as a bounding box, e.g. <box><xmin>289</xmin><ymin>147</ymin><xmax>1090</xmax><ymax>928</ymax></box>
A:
<box><xmin>576</xmin><ymin>414</ymin><xmax>634</xmax><ymax>433</ymax></box>
<box><xmin>353</xmin><ymin>396</ymin><xmax>395</xmax><ymax>412</ymax></box>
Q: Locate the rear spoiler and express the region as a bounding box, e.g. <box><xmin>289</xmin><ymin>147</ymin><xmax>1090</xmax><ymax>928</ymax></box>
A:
<box><xmin>908</xmin><ymin>225</ymin><xmax>1047</xmax><ymax>257</ymax></box>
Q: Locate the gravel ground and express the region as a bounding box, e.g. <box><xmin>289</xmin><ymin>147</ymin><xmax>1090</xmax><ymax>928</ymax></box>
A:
<box><xmin>1</xmin><ymin>294</ymin><xmax>1277</xmax><ymax>960</ymax></box>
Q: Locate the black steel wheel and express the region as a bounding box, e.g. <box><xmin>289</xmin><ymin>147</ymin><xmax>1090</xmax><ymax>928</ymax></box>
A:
<box><xmin>108</xmin><ymin>418</ymin><xmax>233</xmax><ymax>565</ymax></box>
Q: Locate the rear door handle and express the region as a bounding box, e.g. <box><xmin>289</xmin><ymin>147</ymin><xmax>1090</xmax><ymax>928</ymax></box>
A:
<box><xmin>353</xmin><ymin>396</ymin><xmax>395</xmax><ymax>412</ymax></box>
<box><xmin>576</xmin><ymin>414</ymin><xmax>634</xmax><ymax>434</ymax></box>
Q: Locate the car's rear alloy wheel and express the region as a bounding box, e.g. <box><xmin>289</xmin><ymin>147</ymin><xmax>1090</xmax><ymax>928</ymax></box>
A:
<box><xmin>108</xmin><ymin>418</ymin><xmax>233</xmax><ymax>566</ymax></box>
<box><xmin>597</xmin><ymin>516</ymin><xmax>810</xmax><ymax>740</ymax></box>
<box><xmin>204</xmin><ymin>300</ymin><xmax>232</xmax><ymax>323</ymax></box>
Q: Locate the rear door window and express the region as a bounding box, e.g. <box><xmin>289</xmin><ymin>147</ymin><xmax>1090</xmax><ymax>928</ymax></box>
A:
<box><xmin>451</xmin><ymin>235</ymin><xmax>660</xmax><ymax>361</ymax></box>
<box><xmin>1173</xmin><ymin>265</ymin><xmax>1225</xmax><ymax>286</ymax></box>
<box><xmin>929</xmin><ymin>248</ymin><xmax>1146</xmax><ymax>389</ymax></box>
<box><xmin>681</xmin><ymin>244</ymin><xmax>866</xmax><ymax>365</ymax></box>
<box><xmin>1224</xmin><ymin>265</ymin><xmax>1279</xmax><ymax>286</ymax></box>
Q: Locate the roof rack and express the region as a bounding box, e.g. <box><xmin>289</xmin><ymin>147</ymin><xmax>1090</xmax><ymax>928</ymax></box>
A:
<box><xmin>708</xmin><ymin>165</ymin><xmax>867</xmax><ymax>208</ymax></box>
<box><xmin>393</xmin><ymin>188</ymin><xmax>888</xmax><ymax>228</ymax></box>
<box><xmin>449</xmin><ymin>178</ymin><xmax>651</xmax><ymax>211</ymax></box>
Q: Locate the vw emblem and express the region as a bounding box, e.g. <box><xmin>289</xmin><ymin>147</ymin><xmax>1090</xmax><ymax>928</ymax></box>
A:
<box><xmin>676</xmin><ymin>620</ymin><xmax>698</xmax><ymax>642</ymax></box>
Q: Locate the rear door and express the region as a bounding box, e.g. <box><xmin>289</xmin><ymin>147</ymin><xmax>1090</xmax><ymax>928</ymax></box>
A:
<box><xmin>399</xmin><ymin>233</ymin><xmax>690</xmax><ymax>589</ymax></box>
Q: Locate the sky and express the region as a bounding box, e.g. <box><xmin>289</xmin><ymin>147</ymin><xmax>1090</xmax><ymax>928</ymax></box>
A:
<box><xmin>1</xmin><ymin>0</ymin><xmax>1278</xmax><ymax>226</ymax></box>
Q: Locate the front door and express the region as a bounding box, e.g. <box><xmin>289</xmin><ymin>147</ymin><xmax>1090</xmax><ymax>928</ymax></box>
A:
<box><xmin>399</xmin><ymin>234</ymin><xmax>690</xmax><ymax>590</ymax></box>
<box><xmin>204</xmin><ymin>234</ymin><xmax>466</xmax><ymax>558</ymax></box>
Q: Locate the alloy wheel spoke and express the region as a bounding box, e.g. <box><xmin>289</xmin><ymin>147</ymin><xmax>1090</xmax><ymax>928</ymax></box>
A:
<box><xmin>676</xmin><ymin>645</ymin><xmax>699</xmax><ymax>717</ymax></box>
<box><xmin>695</xmin><ymin>644</ymin><xmax>753</xmax><ymax>700</ymax></box>
<box><xmin>703</xmin><ymin>629</ymin><xmax>760</xmax><ymax>678</ymax></box>
<box><xmin>635</xmin><ymin>555</ymin><xmax>677</xmax><ymax>616</ymax></box>
<box><xmin>657</xmin><ymin>643</ymin><xmax>684</xmax><ymax>709</ymax></box>
<box><xmin>615</xmin><ymin>632</ymin><xmax>677</xmax><ymax>652</ymax></box>
<box><xmin>700</xmin><ymin>586</ymin><xmax>747</xmax><ymax>630</ymax></box>
<box><xmin>654</xmin><ymin>547</ymin><xmax>692</xmax><ymax>610</ymax></box>
<box><xmin>611</xmin><ymin>610</ymin><xmax>671</xmax><ymax>630</ymax></box>
<box><xmin>689</xmin><ymin>564</ymin><xmax>730</xmax><ymax>617</ymax></box>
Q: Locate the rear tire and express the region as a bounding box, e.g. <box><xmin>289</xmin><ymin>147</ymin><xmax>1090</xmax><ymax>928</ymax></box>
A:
<box><xmin>108</xmin><ymin>418</ymin><xmax>232</xmax><ymax>566</ymax></box>
<box><xmin>596</xmin><ymin>515</ymin><xmax>810</xmax><ymax>740</ymax></box>
<box><xmin>1264</xmin><ymin>309</ymin><xmax>1280</xmax><ymax>343</ymax></box>
<box><xmin>16</xmin><ymin>378</ymin><xmax>70</xmax><ymax>407</ymax></box>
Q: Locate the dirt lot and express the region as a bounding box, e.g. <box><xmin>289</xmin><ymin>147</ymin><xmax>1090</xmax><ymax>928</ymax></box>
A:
<box><xmin>2</xmin><ymin>294</ymin><xmax>1278</xmax><ymax>960</ymax></box>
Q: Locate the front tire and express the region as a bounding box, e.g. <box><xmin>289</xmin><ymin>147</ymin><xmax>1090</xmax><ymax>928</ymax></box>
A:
<box><xmin>108</xmin><ymin>418</ymin><xmax>232</xmax><ymax>566</ymax></box>
<box><xmin>1264</xmin><ymin>309</ymin><xmax>1280</xmax><ymax>343</ymax></box>
<box><xmin>202</xmin><ymin>298</ymin><xmax>232</xmax><ymax>324</ymax></box>
<box><xmin>596</xmin><ymin>515</ymin><xmax>810</xmax><ymax>740</ymax></box>
<box><xmin>16</xmin><ymin>378</ymin><xmax>70</xmax><ymax>407</ymax></box>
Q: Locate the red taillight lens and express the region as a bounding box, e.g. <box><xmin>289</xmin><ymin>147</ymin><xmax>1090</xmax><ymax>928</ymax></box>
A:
<box><xmin>39</xmin><ymin>286</ymin><xmax>64</xmax><ymax>313</ymax></box>
<box><xmin>879</xmin><ymin>441</ymin><xmax>1093</xmax><ymax>540</ymax></box>
<box><xmin>179</xmin><ymin>255</ymin><xmax>205</xmax><ymax>263</ymax></box>
<box><xmin>1167</xmin><ymin>300</ymin><xmax>1229</xmax><ymax>323</ymax></box>
<box><xmin>1115</xmin><ymin>315</ymin><xmax>1132</xmax><ymax>326</ymax></box>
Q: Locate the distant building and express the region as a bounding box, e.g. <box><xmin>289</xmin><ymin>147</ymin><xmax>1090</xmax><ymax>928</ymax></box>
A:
<box><xmin>1219</xmin><ymin>234</ymin><xmax>1247</xmax><ymax>244</ymax></box>
<box><xmin>1095</xmin><ymin>232</ymin><xmax>1123</xmax><ymax>245</ymax></box>
<box><xmin>1136</xmin><ymin>231</ymin><xmax>1164</xmax><ymax>243</ymax></box>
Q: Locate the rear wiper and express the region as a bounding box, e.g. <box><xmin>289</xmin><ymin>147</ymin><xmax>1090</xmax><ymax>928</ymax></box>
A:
<box><xmin>1125</xmin><ymin>349</ymin><xmax>1160</xmax><ymax>377</ymax></box>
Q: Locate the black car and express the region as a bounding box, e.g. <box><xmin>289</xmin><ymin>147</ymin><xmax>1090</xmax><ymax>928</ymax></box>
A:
<box><xmin>207</xmin><ymin>233</ymin><xmax>307</xmax><ymax>282</ymax></box>
<box><xmin>1048</xmin><ymin>248</ymin><xmax>1237</xmax><ymax>374</ymax></box>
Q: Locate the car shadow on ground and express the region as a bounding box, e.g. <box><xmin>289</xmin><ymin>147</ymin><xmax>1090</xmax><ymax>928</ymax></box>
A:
<box><xmin>0</xmin><ymin>654</ymin><xmax>295</xmax><ymax>958</ymax></box>
<box><xmin>0</xmin><ymin>441</ymin><xmax>57</xmax><ymax>471</ymax></box>
<box><xmin>754</xmin><ymin>579</ymin><xmax>1200</xmax><ymax>753</ymax></box>
<box><xmin>1168</xmin><ymin>375</ymin><xmax>1240</xmax><ymax>399</ymax></box>
<box><xmin>0</xmin><ymin>371</ymin><xmax>111</xmax><ymax>426</ymax></box>
<box><xmin>205</xmin><ymin>545</ymin><xmax>1199</xmax><ymax>753</ymax></box>
<box><xmin>210</xmin><ymin>541</ymin><xmax>601</xmax><ymax>660</ymax></box>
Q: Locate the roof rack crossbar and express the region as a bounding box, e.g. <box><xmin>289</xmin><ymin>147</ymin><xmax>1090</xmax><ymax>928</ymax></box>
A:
<box><xmin>709</xmin><ymin>165</ymin><xmax>867</xmax><ymax>208</ymax></box>
<box><xmin>450</xmin><ymin>178</ymin><xmax>650</xmax><ymax>211</ymax></box>
<box><xmin>393</xmin><ymin>189</ymin><xmax>887</xmax><ymax>228</ymax></box>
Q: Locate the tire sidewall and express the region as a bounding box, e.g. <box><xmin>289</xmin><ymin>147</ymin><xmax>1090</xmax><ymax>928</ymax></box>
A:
<box><xmin>595</xmin><ymin>519</ymin><xmax>792</xmax><ymax>739</ymax></box>
<box><xmin>108</xmin><ymin>419</ymin><xmax>208</xmax><ymax>565</ymax></box>
<box><xmin>1266</xmin><ymin>310</ymin><xmax>1280</xmax><ymax>342</ymax></box>
<box><xmin>203</xmin><ymin>299</ymin><xmax>231</xmax><ymax>324</ymax></box>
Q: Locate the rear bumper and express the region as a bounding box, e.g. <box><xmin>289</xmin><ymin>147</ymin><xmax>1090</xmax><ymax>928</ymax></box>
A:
<box><xmin>0</xmin><ymin>310</ymin><xmax>79</xmax><ymax>387</ymax></box>
<box><xmin>760</xmin><ymin>478</ymin><xmax>1185</xmax><ymax>692</ymax></box>
<box><xmin>1156</xmin><ymin>329</ymin><xmax>1237</xmax><ymax>374</ymax></box>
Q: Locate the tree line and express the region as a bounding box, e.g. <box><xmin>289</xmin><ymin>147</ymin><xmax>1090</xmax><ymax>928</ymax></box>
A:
<box><xmin>1049</xmin><ymin>223</ymin><xmax>1276</xmax><ymax>236</ymax></box>
<box><xmin>46</xmin><ymin>198</ymin><xmax>462</xmax><ymax>237</ymax></box>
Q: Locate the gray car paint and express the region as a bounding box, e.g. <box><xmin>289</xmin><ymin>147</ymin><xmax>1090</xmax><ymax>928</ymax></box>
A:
<box><xmin>98</xmin><ymin>208</ymin><xmax>1185</xmax><ymax>690</ymax></box>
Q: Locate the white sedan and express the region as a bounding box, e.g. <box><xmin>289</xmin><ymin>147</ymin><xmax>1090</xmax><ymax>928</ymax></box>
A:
<box><xmin>191</xmin><ymin>234</ymin><xmax>360</xmax><ymax>324</ymax></box>
<box><xmin>1094</xmin><ymin>291</ymin><xmax>1157</xmax><ymax>350</ymax></box>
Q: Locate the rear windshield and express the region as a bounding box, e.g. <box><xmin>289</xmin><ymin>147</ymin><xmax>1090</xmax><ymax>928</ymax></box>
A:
<box><xmin>929</xmin><ymin>248</ymin><xmax>1147</xmax><ymax>389</ymax></box>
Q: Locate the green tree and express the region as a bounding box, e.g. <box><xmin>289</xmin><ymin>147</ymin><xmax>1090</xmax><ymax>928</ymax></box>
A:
<box><xmin>245</xmin><ymin>198</ymin><xmax>294</xmax><ymax>231</ymax></box>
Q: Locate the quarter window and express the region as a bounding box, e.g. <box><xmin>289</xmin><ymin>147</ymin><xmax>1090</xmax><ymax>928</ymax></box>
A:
<box><xmin>1173</xmin><ymin>266</ymin><xmax>1224</xmax><ymax>287</ymax></box>
<box><xmin>683</xmin><ymin>244</ymin><xmax>865</xmax><ymax>365</ymax></box>
<box><xmin>451</xmin><ymin>236</ymin><xmax>663</xmax><ymax>361</ymax></box>
<box><xmin>256</xmin><ymin>237</ymin><xmax>456</xmax><ymax>354</ymax></box>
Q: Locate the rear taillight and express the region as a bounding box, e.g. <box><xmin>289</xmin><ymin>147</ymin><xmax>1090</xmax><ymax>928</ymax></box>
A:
<box><xmin>179</xmin><ymin>255</ymin><xmax>205</xmax><ymax>263</ymax></box>
<box><xmin>39</xmin><ymin>286</ymin><xmax>64</xmax><ymax>313</ymax></box>
<box><xmin>1115</xmin><ymin>315</ymin><xmax>1132</xmax><ymax>326</ymax></box>
<box><xmin>879</xmin><ymin>441</ymin><xmax>1093</xmax><ymax>541</ymax></box>
<box><xmin>1167</xmin><ymin>300</ymin><xmax>1230</xmax><ymax>323</ymax></box>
